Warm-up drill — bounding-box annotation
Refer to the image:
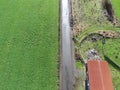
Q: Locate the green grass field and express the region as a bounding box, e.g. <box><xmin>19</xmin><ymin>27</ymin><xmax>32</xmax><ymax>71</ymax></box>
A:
<box><xmin>79</xmin><ymin>37</ymin><xmax>120</xmax><ymax>89</ymax></box>
<box><xmin>0</xmin><ymin>0</ymin><xmax>58</xmax><ymax>89</ymax></box>
<box><xmin>104</xmin><ymin>39</ymin><xmax>120</xmax><ymax>65</ymax></box>
<box><xmin>111</xmin><ymin>0</ymin><xmax>120</xmax><ymax>19</ymax></box>
<box><xmin>79</xmin><ymin>37</ymin><xmax>120</xmax><ymax>66</ymax></box>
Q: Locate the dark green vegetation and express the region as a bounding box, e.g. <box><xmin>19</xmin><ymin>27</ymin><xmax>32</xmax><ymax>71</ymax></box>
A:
<box><xmin>0</xmin><ymin>0</ymin><xmax>58</xmax><ymax>89</ymax></box>
<box><xmin>111</xmin><ymin>0</ymin><xmax>120</xmax><ymax>19</ymax></box>
<box><xmin>72</xmin><ymin>0</ymin><xmax>120</xmax><ymax>89</ymax></box>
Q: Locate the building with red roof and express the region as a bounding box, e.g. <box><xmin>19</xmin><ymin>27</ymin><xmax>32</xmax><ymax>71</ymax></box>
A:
<box><xmin>86</xmin><ymin>60</ymin><xmax>114</xmax><ymax>90</ymax></box>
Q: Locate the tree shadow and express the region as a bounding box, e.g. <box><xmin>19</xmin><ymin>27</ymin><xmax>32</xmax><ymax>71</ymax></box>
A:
<box><xmin>104</xmin><ymin>55</ymin><xmax>120</xmax><ymax>71</ymax></box>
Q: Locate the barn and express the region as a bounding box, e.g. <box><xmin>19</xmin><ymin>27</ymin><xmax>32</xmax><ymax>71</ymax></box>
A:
<box><xmin>86</xmin><ymin>60</ymin><xmax>114</xmax><ymax>90</ymax></box>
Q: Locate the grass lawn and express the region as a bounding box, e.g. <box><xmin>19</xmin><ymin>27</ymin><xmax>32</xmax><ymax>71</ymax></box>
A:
<box><xmin>111</xmin><ymin>0</ymin><xmax>120</xmax><ymax>19</ymax></box>
<box><xmin>79</xmin><ymin>37</ymin><xmax>120</xmax><ymax>66</ymax></box>
<box><xmin>104</xmin><ymin>39</ymin><xmax>120</xmax><ymax>65</ymax></box>
<box><xmin>0</xmin><ymin>0</ymin><xmax>58</xmax><ymax>90</ymax></box>
<box><xmin>79</xmin><ymin>37</ymin><xmax>120</xmax><ymax>89</ymax></box>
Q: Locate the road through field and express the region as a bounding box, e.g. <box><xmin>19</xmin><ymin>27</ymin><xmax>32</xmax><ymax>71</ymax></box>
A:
<box><xmin>60</xmin><ymin>0</ymin><xmax>75</xmax><ymax>90</ymax></box>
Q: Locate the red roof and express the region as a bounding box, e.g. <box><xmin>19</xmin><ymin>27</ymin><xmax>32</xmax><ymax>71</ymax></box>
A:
<box><xmin>87</xmin><ymin>60</ymin><xmax>114</xmax><ymax>90</ymax></box>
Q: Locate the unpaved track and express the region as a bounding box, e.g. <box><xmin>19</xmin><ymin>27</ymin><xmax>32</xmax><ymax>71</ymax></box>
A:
<box><xmin>60</xmin><ymin>0</ymin><xmax>75</xmax><ymax>90</ymax></box>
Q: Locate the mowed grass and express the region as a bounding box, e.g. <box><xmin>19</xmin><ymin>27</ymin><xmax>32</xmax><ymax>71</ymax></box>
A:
<box><xmin>0</xmin><ymin>0</ymin><xmax>58</xmax><ymax>90</ymax></box>
<box><xmin>79</xmin><ymin>38</ymin><xmax>120</xmax><ymax>89</ymax></box>
<box><xmin>111</xmin><ymin>0</ymin><xmax>120</xmax><ymax>19</ymax></box>
<box><xmin>104</xmin><ymin>39</ymin><xmax>120</xmax><ymax>65</ymax></box>
<box><xmin>79</xmin><ymin>37</ymin><xmax>120</xmax><ymax>66</ymax></box>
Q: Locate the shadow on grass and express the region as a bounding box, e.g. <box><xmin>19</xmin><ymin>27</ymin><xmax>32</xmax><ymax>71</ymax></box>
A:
<box><xmin>104</xmin><ymin>55</ymin><xmax>120</xmax><ymax>71</ymax></box>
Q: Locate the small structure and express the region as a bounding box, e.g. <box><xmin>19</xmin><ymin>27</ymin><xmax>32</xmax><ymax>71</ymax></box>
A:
<box><xmin>86</xmin><ymin>49</ymin><xmax>101</xmax><ymax>61</ymax></box>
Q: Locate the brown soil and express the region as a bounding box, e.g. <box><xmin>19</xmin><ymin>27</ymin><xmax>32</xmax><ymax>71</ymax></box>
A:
<box><xmin>98</xmin><ymin>30</ymin><xmax>120</xmax><ymax>38</ymax></box>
